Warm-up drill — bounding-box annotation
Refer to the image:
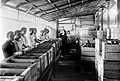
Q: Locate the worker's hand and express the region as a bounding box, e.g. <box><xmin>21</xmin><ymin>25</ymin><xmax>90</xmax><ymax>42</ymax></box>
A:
<box><xmin>23</xmin><ymin>47</ymin><xmax>31</xmax><ymax>51</ymax></box>
<box><xmin>14</xmin><ymin>51</ymin><xmax>23</xmax><ymax>55</ymax></box>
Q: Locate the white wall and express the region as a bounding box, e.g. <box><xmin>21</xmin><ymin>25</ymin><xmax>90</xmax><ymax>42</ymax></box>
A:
<box><xmin>0</xmin><ymin>6</ymin><xmax>57</xmax><ymax>61</ymax></box>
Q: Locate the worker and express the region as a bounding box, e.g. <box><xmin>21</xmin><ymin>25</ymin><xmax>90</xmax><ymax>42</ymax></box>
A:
<box><xmin>60</xmin><ymin>29</ymin><xmax>67</xmax><ymax>56</ymax></box>
<box><xmin>44</xmin><ymin>28</ymin><xmax>50</xmax><ymax>41</ymax></box>
<box><xmin>2</xmin><ymin>31</ymin><xmax>22</xmax><ymax>58</ymax></box>
<box><xmin>21</xmin><ymin>27</ymin><xmax>31</xmax><ymax>51</ymax></box>
<box><xmin>21</xmin><ymin>27</ymin><xmax>29</xmax><ymax>48</ymax></box>
<box><xmin>28</xmin><ymin>28</ymin><xmax>36</xmax><ymax>48</ymax></box>
<box><xmin>14</xmin><ymin>30</ymin><xmax>25</xmax><ymax>53</ymax></box>
<box><xmin>33</xmin><ymin>28</ymin><xmax>41</xmax><ymax>43</ymax></box>
<box><xmin>39</xmin><ymin>30</ymin><xmax>45</xmax><ymax>41</ymax></box>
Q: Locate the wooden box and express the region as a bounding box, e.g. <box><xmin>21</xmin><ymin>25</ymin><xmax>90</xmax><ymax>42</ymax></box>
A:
<box><xmin>81</xmin><ymin>47</ymin><xmax>95</xmax><ymax>62</ymax></box>
<box><xmin>0</xmin><ymin>63</ymin><xmax>37</xmax><ymax>81</ymax></box>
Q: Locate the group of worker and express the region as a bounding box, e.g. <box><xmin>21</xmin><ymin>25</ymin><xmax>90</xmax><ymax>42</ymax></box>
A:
<box><xmin>2</xmin><ymin>27</ymin><xmax>50</xmax><ymax>58</ymax></box>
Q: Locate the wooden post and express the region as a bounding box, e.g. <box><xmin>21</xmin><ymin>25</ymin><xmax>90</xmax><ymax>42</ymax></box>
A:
<box><xmin>106</xmin><ymin>0</ymin><xmax>111</xmax><ymax>39</ymax></box>
<box><xmin>18</xmin><ymin>10</ymin><xmax>19</xmax><ymax>21</ymax></box>
<box><xmin>56</xmin><ymin>20</ymin><xmax>59</xmax><ymax>38</ymax></box>
<box><xmin>107</xmin><ymin>0</ymin><xmax>110</xmax><ymax>29</ymax></box>
<box><xmin>117</xmin><ymin>0</ymin><xmax>120</xmax><ymax>28</ymax></box>
<box><xmin>18</xmin><ymin>5</ymin><xmax>33</xmax><ymax>27</ymax></box>
<box><xmin>101</xmin><ymin>7</ymin><xmax>104</xmax><ymax>30</ymax></box>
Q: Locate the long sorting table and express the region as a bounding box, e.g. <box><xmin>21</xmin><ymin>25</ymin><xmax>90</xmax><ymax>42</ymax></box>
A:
<box><xmin>0</xmin><ymin>39</ymin><xmax>62</xmax><ymax>81</ymax></box>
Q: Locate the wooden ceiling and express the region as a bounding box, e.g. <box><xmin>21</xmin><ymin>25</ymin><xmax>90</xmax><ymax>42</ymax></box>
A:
<box><xmin>1</xmin><ymin>0</ymin><xmax>114</xmax><ymax>21</ymax></box>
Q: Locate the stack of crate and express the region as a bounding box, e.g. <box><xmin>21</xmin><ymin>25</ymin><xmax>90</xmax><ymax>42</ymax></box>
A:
<box><xmin>0</xmin><ymin>39</ymin><xmax>62</xmax><ymax>81</ymax></box>
<box><xmin>95</xmin><ymin>39</ymin><xmax>120</xmax><ymax>81</ymax></box>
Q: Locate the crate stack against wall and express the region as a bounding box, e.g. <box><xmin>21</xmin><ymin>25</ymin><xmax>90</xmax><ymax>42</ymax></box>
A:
<box><xmin>95</xmin><ymin>39</ymin><xmax>120</xmax><ymax>81</ymax></box>
<box><xmin>0</xmin><ymin>39</ymin><xmax>62</xmax><ymax>81</ymax></box>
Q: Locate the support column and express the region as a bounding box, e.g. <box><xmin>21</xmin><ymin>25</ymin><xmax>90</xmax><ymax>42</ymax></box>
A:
<box><xmin>56</xmin><ymin>20</ymin><xmax>59</xmax><ymax>38</ymax></box>
<box><xmin>117</xmin><ymin>0</ymin><xmax>120</xmax><ymax>28</ymax></box>
<box><xmin>106</xmin><ymin>0</ymin><xmax>111</xmax><ymax>39</ymax></box>
<box><xmin>101</xmin><ymin>7</ymin><xmax>104</xmax><ymax>30</ymax></box>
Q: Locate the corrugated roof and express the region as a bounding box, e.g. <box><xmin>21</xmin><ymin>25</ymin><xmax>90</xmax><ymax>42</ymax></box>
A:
<box><xmin>1</xmin><ymin>0</ymin><xmax>115</xmax><ymax>21</ymax></box>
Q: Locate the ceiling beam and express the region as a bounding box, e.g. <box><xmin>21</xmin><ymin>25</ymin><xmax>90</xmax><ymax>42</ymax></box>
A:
<box><xmin>46</xmin><ymin>0</ymin><xmax>58</xmax><ymax>11</ymax></box>
<box><xmin>52</xmin><ymin>10</ymin><xmax>95</xmax><ymax>20</ymax></box>
<box><xmin>16</xmin><ymin>0</ymin><xmax>40</xmax><ymax>8</ymax></box>
<box><xmin>41</xmin><ymin>0</ymin><xmax>98</xmax><ymax>16</ymax></box>
<box><xmin>58</xmin><ymin>23</ymin><xmax>75</xmax><ymax>24</ymax></box>
<box><xmin>67</xmin><ymin>0</ymin><xmax>71</xmax><ymax>7</ymax></box>
<box><xmin>59</xmin><ymin>18</ymin><xmax>74</xmax><ymax>22</ymax></box>
<box><xmin>41</xmin><ymin>0</ymin><xmax>98</xmax><ymax>17</ymax></box>
<box><xmin>34</xmin><ymin>0</ymin><xmax>83</xmax><ymax>15</ymax></box>
<box><xmin>1</xmin><ymin>0</ymin><xmax>11</xmax><ymax>7</ymax></box>
<box><xmin>4</xmin><ymin>4</ymin><xmax>52</xmax><ymax>21</ymax></box>
<box><xmin>43</xmin><ymin>0</ymin><xmax>105</xmax><ymax>20</ymax></box>
<box><xmin>67</xmin><ymin>13</ymin><xmax>94</xmax><ymax>18</ymax></box>
<box><xmin>31</xmin><ymin>0</ymin><xmax>62</xmax><ymax>11</ymax></box>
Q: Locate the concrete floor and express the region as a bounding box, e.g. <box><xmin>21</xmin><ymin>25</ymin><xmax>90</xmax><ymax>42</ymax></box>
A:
<box><xmin>52</xmin><ymin>52</ymin><xmax>96</xmax><ymax>81</ymax></box>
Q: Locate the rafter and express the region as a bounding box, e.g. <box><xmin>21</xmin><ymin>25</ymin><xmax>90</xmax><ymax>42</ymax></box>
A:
<box><xmin>39</xmin><ymin>8</ymin><xmax>47</xmax><ymax>15</ymax></box>
<box><xmin>31</xmin><ymin>0</ymin><xmax>62</xmax><ymax>10</ymax></box>
<box><xmin>4</xmin><ymin>4</ymin><xmax>52</xmax><ymax>21</ymax></box>
<box><xmin>50</xmin><ymin>6</ymin><xmax>98</xmax><ymax>20</ymax></box>
<box><xmin>34</xmin><ymin>0</ymin><xmax>83</xmax><ymax>15</ymax></box>
<box><xmin>16</xmin><ymin>0</ymin><xmax>39</xmax><ymax>8</ymax></box>
<box><xmin>46</xmin><ymin>0</ymin><xmax>58</xmax><ymax>11</ymax></box>
<box><xmin>1</xmin><ymin>0</ymin><xmax>11</xmax><ymax>7</ymax></box>
<box><xmin>59</xmin><ymin>18</ymin><xmax>74</xmax><ymax>22</ymax></box>
<box><xmin>67</xmin><ymin>0</ymin><xmax>71</xmax><ymax>7</ymax></box>
<box><xmin>41</xmin><ymin>0</ymin><xmax>97</xmax><ymax>16</ymax></box>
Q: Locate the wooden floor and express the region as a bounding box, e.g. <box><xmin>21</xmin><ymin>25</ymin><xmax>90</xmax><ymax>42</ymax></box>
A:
<box><xmin>51</xmin><ymin>52</ymin><xmax>96</xmax><ymax>81</ymax></box>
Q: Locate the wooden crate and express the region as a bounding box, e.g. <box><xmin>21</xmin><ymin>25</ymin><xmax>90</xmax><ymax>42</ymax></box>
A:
<box><xmin>102</xmin><ymin>43</ymin><xmax>120</xmax><ymax>60</ymax></box>
<box><xmin>81</xmin><ymin>47</ymin><xmax>95</xmax><ymax>62</ymax></box>
<box><xmin>25</xmin><ymin>53</ymin><xmax>46</xmax><ymax>74</ymax></box>
<box><xmin>97</xmin><ymin>41</ymin><xmax>120</xmax><ymax>81</ymax></box>
<box><xmin>0</xmin><ymin>63</ymin><xmax>37</xmax><ymax>81</ymax></box>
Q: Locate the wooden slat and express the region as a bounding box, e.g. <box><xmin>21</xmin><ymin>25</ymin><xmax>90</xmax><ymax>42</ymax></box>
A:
<box><xmin>104</xmin><ymin>70</ymin><xmax>120</xmax><ymax>79</ymax></box>
<box><xmin>0</xmin><ymin>68</ymin><xmax>25</xmax><ymax>75</ymax></box>
<box><xmin>0</xmin><ymin>63</ymin><xmax>31</xmax><ymax>69</ymax></box>
<box><xmin>81</xmin><ymin>56</ymin><xmax>95</xmax><ymax>62</ymax></box>
<box><xmin>105</xmin><ymin>44</ymin><xmax>120</xmax><ymax>53</ymax></box>
<box><xmin>104</xmin><ymin>61</ymin><xmax>120</xmax><ymax>71</ymax></box>
<box><xmin>82</xmin><ymin>52</ymin><xmax>95</xmax><ymax>57</ymax></box>
<box><xmin>105</xmin><ymin>78</ymin><xmax>120</xmax><ymax>81</ymax></box>
<box><xmin>104</xmin><ymin>52</ymin><xmax>120</xmax><ymax>61</ymax></box>
<box><xmin>81</xmin><ymin>47</ymin><xmax>95</xmax><ymax>52</ymax></box>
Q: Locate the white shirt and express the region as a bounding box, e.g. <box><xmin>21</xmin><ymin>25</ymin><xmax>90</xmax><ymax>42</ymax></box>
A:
<box><xmin>28</xmin><ymin>34</ymin><xmax>36</xmax><ymax>48</ymax></box>
<box><xmin>21</xmin><ymin>35</ymin><xmax>28</xmax><ymax>46</ymax></box>
<box><xmin>14</xmin><ymin>39</ymin><xmax>23</xmax><ymax>51</ymax></box>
